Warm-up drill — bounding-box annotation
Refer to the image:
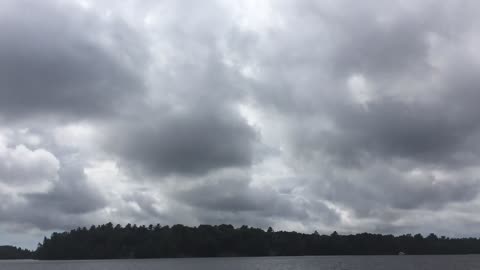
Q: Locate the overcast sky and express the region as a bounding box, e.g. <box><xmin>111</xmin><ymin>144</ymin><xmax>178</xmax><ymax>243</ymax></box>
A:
<box><xmin>3</xmin><ymin>0</ymin><xmax>480</xmax><ymax>249</ymax></box>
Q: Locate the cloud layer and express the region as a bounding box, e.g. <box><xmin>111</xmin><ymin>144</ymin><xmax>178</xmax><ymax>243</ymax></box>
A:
<box><xmin>2</xmin><ymin>0</ymin><xmax>480</xmax><ymax>248</ymax></box>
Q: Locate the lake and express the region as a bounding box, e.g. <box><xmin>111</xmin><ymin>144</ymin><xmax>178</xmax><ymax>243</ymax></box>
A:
<box><xmin>1</xmin><ymin>255</ymin><xmax>480</xmax><ymax>270</ymax></box>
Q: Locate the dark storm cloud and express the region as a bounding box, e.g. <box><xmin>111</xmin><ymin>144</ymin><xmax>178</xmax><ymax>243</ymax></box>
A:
<box><xmin>106</xmin><ymin>106</ymin><xmax>256</xmax><ymax>176</ymax></box>
<box><xmin>0</xmin><ymin>0</ymin><xmax>146</xmax><ymax>121</ymax></box>
<box><xmin>294</xmin><ymin>97</ymin><xmax>480</xmax><ymax>168</ymax></box>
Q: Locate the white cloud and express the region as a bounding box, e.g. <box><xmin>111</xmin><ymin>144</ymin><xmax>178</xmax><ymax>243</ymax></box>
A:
<box><xmin>347</xmin><ymin>73</ymin><xmax>375</xmax><ymax>107</ymax></box>
<box><xmin>0</xmin><ymin>143</ymin><xmax>59</xmax><ymax>192</ymax></box>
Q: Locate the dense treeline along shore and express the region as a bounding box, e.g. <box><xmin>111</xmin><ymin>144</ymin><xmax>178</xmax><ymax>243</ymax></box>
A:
<box><xmin>0</xmin><ymin>246</ymin><xmax>32</xmax><ymax>259</ymax></box>
<box><xmin>5</xmin><ymin>223</ymin><xmax>480</xmax><ymax>259</ymax></box>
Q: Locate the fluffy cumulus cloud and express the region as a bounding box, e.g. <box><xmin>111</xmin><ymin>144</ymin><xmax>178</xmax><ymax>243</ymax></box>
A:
<box><xmin>3</xmin><ymin>0</ymin><xmax>480</xmax><ymax>248</ymax></box>
<box><xmin>0</xmin><ymin>143</ymin><xmax>59</xmax><ymax>191</ymax></box>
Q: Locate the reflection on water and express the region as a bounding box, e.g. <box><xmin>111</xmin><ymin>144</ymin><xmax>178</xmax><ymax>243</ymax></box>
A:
<box><xmin>1</xmin><ymin>255</ymin><xmax>480</xmax><ymax>270</ymax></box>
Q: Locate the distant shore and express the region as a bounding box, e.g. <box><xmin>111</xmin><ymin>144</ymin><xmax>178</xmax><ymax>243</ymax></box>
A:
<box><xmin>4</xmin><ymin>223</ymin><xmax>480</xmax><ymax>260</ymax></box>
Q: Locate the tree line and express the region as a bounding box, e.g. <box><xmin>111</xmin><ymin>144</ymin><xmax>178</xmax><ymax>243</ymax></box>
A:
<box><xmin>0</xmin><ymin>246</ymin><xmax>33</xmax><ymax>259</ymax></box>
<box><xmin>5</xmin><ymin>223</ymin><xmax>480</xmax><ymax>259</ymax></box>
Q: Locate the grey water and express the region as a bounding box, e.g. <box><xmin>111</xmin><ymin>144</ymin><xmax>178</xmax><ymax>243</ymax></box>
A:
<box><xmin>1</xmin><ymin>255</ymin><xmax>480</xmax><ymax>270</ymax></box>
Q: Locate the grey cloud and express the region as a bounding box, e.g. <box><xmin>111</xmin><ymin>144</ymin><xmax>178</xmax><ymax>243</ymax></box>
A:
<box><xmin>315</xmin><ymin>164</ymin><xmax>479</xmax><ymax>218</ymax></box>
<box><xmin>25</xmin><ymin>164</ymin><xmax>107</xmax><ymax>215</ymax></box>
<box><xmin>0</xmin><ymin>161</ymin><xmax>107</xmax><ymax>231</ymax></box>
<box><xmin>0</xmin><ymin>0</ymin><xmax>146</xmax><ymax>121</ymax></box>
<box><xmin>116</xmin><ymin>172</ymin><xmax>339</xmax><ymax>230</ymax></box>
<box><xmin>235</xmin><ymin>0</ymin><xmax>480</xmax><ymax>235</ymax></box>
<box><xmin>301</xmin><ymin>99</ymin><xmax>479</xmax><ymax>167</ymax></box>
<box><xmin>6</xmin><ymin>0</ymin><xmax>480</xmax><ymax>247</ymax></box>
<box><xmin>97</xmin><ymin>2</ymin><xmax>257</xmax><ymax>177</ymax></box>
<box><xmin>105</xmin><ymin>104</ymin><xmax>256</xmax><ymax>177</ymax></box>
<box><xmin>174</xmin><ymin>173</ymin><xmax>313</xmax><ymax>222</ymax></box>
<box><xmin>0</xmin><ymin>206</ymin><xmax>93</xmax><ymax>232</ymax></box>
<box><xmin>287</xmin><ymin>60</ymin><xmax>480</xmax><ymax>169</ymax></box>
<box><xmin>328</xmin><ymin>5</ymin><xmax>432</xmax><ymax>78</ymax></box>
<box><xmin>246</xmin><ymin>0</ymin><xmax>480</xmax><ymax>169</ymax></box>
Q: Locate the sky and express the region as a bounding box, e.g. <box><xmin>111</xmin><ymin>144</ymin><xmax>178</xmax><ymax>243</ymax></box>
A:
<box><xmin>2</xmin><ymin>0</ymin><xmax>480</xmax><ymax>249</ymax></box>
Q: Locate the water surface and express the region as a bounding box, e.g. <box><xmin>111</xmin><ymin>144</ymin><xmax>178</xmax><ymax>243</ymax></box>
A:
<box><xmin>1</xmin><ymin>255</ymin><xmax>480</xmax><ymax>270</ymax></box>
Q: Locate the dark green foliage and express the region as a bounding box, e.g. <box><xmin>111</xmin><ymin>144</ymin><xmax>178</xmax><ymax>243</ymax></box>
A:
<box><xmin>32</xmin><ymin>223</ymin><xmax>480</xmax><ymax>259</ymax></box>
<box><xmin>0</xmin><ymin>245</ymin><xmax>32</xmax><ymax>259</ymax></box>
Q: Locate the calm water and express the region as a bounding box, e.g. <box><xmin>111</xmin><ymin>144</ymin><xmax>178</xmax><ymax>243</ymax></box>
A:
<box><xmin>1</xmin><ymin>255</ymin><xmax>480</xmax><ymax>270</ymax></box>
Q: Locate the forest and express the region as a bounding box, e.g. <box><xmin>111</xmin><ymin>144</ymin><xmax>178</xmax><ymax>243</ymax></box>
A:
<box><xmin>21</xmin><ymin>223</ymin><xmax>480</xmax><ymax>259</ymax></box>
<box><xmin>4</xmin><ymin>224</ymin><xmax>480</xmax><ymax>259</ymax></box>
<box><xmin>0</xmin><ymin>246</ymin><xmax>33</xmax><ymax>259</ymax></box>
